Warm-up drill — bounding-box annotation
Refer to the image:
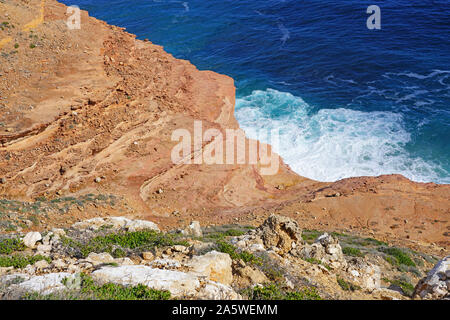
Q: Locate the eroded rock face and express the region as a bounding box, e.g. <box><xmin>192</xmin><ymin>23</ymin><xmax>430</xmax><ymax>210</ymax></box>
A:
<box><xmin>414</xmin><ymin>256</ymin><xmax>449</xmax><ymax>300</ymax></box>
<box><xmin>91</xmin><ymin>265</ymin><xmax>200</xmax><ymax>298</ymax></box>
<box><xmin>187</xmin><ymin>251</ymin><xmax>233</xmax><ymax>285</ymax></box>
<box><xmin>255</xmin><ymin>215</ymin><xmax>302</xmax><ymax>254</ymax></box>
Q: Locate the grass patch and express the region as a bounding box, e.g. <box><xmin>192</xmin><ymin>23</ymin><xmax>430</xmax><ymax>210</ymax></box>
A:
<box><xmin>0</xmin><ymin>254</ymin><xmax>51</xmax><ymax>269</ymax></box>
<box><xmin>200</xmin><ymin>225</ymin><xmax>254</xmax><ymax>242</ymax></box>
<box><xmin>244</xmin><ymin>284</ymin><xmax>322</xmax><ymax>300</ymax></box>
<box><xmin>216</xmin><ymin>241</ymin><xmax>262</xmax><ymax>266</ymax></box>
<box><xmin>379</xmin><ymin>247</ymin><xmax>416</xmax><ymax>267</ymax></box>
<box><xmin>303</xmin><ymin>257</ymin><xmax>322</xmax><ymax>265</ymax></box>
<box><xmin>337</xmin><ymin>277</ymin><xmax>361</xmax><ymax>292</ymax></box>
<box><xmin>0</xmin><ymin>238</ymin><xmax>25</xmax><ymax>255</ymax></box>
<box><xmin>342</xmin><ymin>247</ymin><xmax>364</xmax><ymax>257</ymax></box>
<box><xmin>62</xmin><ymin>230</ymin><xmax>189</xmax><ymax>258</ymax></box>
<box><xmin>383</xmin><ymin>278</ymin><xmax>415</xmax><ymax>297</ymax></box>
<box><xmin>302</xmin><ymin>229</ymin><xmax>322</xmax><ymax>244</ymax></box>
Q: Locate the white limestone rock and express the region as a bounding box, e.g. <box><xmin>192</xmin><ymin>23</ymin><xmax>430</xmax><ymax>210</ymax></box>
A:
<box><xmin>91</xmin><ymin>265</ymin><xmax>200</xmax><ymax>298</ymax></box>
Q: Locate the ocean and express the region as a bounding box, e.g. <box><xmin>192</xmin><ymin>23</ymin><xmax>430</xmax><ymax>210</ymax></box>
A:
<box><xmin>60</xmin><ymin>0</ymin><xmax>450</xmax><ymax>184</ymax></box>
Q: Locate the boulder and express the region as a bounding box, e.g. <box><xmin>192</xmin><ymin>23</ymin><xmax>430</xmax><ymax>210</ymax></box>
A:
<box><xmin>151</xmin><ymin>259</ymin><xmax>181</xmax><ymax>269</ymax></box>
<box><xmin>255</xmin><ymin>215</ymin><xmax>302</xmax><ymax>254</ymax></box>
<box><xmin>184</xmin><ymin>221</ymin><xmax>203</xmax><ymax>237</ymax></box>
<box><xmin>235</xmin><ymin>264</ymin><xmax>268</xmax><ymax>286</ymax></box>
<box><xmin>36</xmin><ymin>244</ymin><xmax>52</xmax><ymax>254</ymax></box>
<box><xmin>300</xmin><ymin>233</ymin><xmax>347</xmax><ymax>270</ymax></box>
<box><xmin>372</xmin><ymin>288</ymin><xmax>406</xmax><ymax>300</ymax></box>
<box><xmin>114</xmin><ymin>258</ymin><xmax>135</xmax><ymax>266</ymax></box>
<box><xmin>197</xmin><ymin>281</ymin><xmax>241</xmax><ymax>300</ymax></box>
<box><xmin>3</xmin><ymin>273</ymin><xmax>70</xmax><ymax>299</ymax></box>
<box><xmin>189</xmin><ymin>242</ymin><xmax>216</xmax><ymax>256</ymax></box>
<box><xmin>85</xmin><ymin>252</ymin><xmax>115</xmax><ymax>266</ymax></box>
<box><xmin>91</xmin><ymin>265</ymin><xmax>200</xmax><ymax>298</ymax></box>
<box><xmin>187</xmin><ymin>251</ymin><xmax>233</xmax><ymax>285</ymax></box>
<box><xmin>413</xmin><ymin>256</ymin><xmax>449</xmax><ymax>300</ymax></box>
<box><xmin>345</xmin><ymin>258</ymin><xmax>380</xmax><ymax>292</ymax></box>
<box><xmin>103</xmin><ymin>217</ymin><xmax>130</xmax><ymax>229</ymax></box>
<box><xmin>142</xmin><ymin>251</ymin><xmax>155</xmax><ymax>261</ymax></box>
<box><xmin>33</xmin><ymin>260</ymin><xmax>50</xmax><ymax>270</ymax></box>
<box><xmin>125</xmin><ymin>219</ymin><xmax>160</xmax><ymax>232</ymax></box>
<box><xmin>72</xmin><ymin>218</ymin><xmax>107</xmax><ymax>231</ymax></box>
<box><xmin>23</xmin><ymin>232</ymin><xmax>42</xmax><ymax>248</ymax></box>
<box><xmin>51</xmin><ymin>228</ymin><xmax>66</xmax><ymax>237</ymax></box>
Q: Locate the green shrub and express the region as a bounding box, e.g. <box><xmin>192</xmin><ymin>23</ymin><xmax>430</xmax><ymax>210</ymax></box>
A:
<box><xmin>303</xmin><ymin>257</ymin><xmax>322</xmax><ymax>265</ymax></box>
<box><xmin>245</xmin><ymin>284</ymin><xmax>321</xmax><ymax>300</ymax></box>
<box><xmin>379</xmin><ymin>247</ymin><xmax>416</xmax><ymax>267</ymax></box>
<box><xmin>79</xmin><ymin>274</ymin><xmax>170</xmax><ymax>300</ymax></box>
<box><xmin>302</xmin><ymin>230</ymin><xmax>322</xmax><ymax>243</ymax></box>
<box><xmin>0</xmin><ymin>254</ymin><xmax>51</xmax><ymax>268</ymax></box>
<box><xmin>383</xmin><ymin>278</ymin><xmax>415</xmax><ymax>297</ymax></box>
<box><xmin>337</xmin><ymin>277</ymin><xmax>360</xmax><ymax>292</ymax></box>
<box><xmin>0</xmin><ymin>238</ymin><xmax>25</xmax><ymax>255</ymax></box>
<box><xmin>216</xmin><ymin>241</ymin><xmax>261</xmax><ymax>266</ymax></box>
<box><xmin>342</xmin><ymin>247</ymin><xmax>364</xmax><ymax>257</ymax></box>
<box><xmin>62</xmin><ymin>230</ymin><xmax>189</xmax><ymax>258</ymax></box>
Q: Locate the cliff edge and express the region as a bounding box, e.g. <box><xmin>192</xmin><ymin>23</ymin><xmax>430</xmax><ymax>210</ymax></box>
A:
<box><xmin>0</xmin><ymin>0</ymin><xmax>448</xmax><ymax>256</ymax></box>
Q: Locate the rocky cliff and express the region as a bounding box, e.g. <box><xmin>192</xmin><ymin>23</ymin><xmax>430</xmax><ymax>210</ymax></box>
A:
<box><xmin>0</xmin><ymin>0</ymin><xmax>449</xmax><ymax>263</ymax></box>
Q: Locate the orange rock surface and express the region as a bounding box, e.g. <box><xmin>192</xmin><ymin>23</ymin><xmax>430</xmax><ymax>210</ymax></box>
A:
<box><xmin>0</xmin><ymin>0</ymin><xmax>448</xmax><ymax>255</ymax></box>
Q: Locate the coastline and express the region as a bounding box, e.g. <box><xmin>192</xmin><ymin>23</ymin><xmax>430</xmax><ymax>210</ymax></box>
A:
<box><xmin>0</xmin><ymin>0</ymin><xmax>448</xmax><ymax>254</ymax></box>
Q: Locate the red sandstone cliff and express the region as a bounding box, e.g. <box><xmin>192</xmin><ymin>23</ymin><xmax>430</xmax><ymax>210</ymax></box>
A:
<box><xmin>0</xmin><ymin>0</ymin><xmax>448</xmax><ymax>255</ymax></box>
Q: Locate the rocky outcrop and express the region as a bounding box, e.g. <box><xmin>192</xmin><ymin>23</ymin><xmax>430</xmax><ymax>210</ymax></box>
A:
<box><xmin>413</xmin><ymin>256</ymin><xmax>449</xmax><ymax>300</ymax></box>
<box><xmin>254</xmin><ymin>214</ymin><xmax>302</xmax><ymax>254</ymax></box>
<box><xmin>187</xmin><ymin>251</ymin><xmax>233</xmax><ymax>285</ymax></box>
<box><xmin>299</xmin><ymin>233</ymin><xmax>347</xmax><ymax>270</ymax></box>
<box><xmin>345</xmin><ymin>258</ymin><xmax>380</xmax><ymax>292</ymax></box>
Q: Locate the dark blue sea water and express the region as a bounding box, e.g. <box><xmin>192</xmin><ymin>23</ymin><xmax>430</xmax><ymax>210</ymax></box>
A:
<box><xmin>61</xmin><ymin>0</ymin><xmax>450</xmax><ymax>183</ymax></box>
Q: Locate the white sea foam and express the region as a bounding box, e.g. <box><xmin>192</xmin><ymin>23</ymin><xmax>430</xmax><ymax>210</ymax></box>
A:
<box><xmin>236</xmin><ymin>89</ymin><xmax>448</xmax><ymax>183</ymax></box>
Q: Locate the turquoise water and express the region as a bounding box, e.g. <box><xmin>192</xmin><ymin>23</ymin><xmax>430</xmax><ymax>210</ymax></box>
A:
<box><xmin>61</xmin><ymin>0</ymin><xmax>450</xmax><ymax>183</ymax></box>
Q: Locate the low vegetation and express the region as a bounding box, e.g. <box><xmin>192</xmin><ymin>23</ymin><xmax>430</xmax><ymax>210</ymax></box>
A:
<box><xmin>0</xmin><ymin>194</ymin><xmax>119</xmax><ymax>232</ymax></box>
<box><xmin>24</xmin><ymin>274</ymin><xmax>171</xmax><ymax>300</ymax></box>
<box><xmin>200</xmin><ymin>225</ymin><xmax>254</xmax><ymax>243</ymax></box>
<box><xmin>215</xmin><ymin>240</ymin><xmax>262</xmax><ymax>266</ymax></box>
<box><xmin>337</xmin><ymin>277</ymin><xmax>361</xmax><ymax>292</ymax></box>
<box><xmin>383</xmin><ymin>277</ymin><xmax>415</xmax><ymax>297</ymax></box>
<box><xmin>0</xmin><ymin>238</ymin><xmax>25</xmax><ymax>255</ymax></box>
<box><xmin>62</xmin><ymin>230</ymin><xmax>189</xmax><ymax>258</ymax></box>
<box><xmin>243</xmin><ymin>283</ymin><xmax>322</xmax><ymax>300</ymax></box>
<box><xmin>379</xmin><ymin>247</ymin><xmax>416</xmax><ymax>267</ymax></box>
<box><xmin>342</xmin><ymin>246</ymin><xmax>364</xmax><ymax>257</ymax></box>
<box><xmin>0</xmin><ymin>254</ymin><xmax>51</xmax><ymax>269</ymax></box>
